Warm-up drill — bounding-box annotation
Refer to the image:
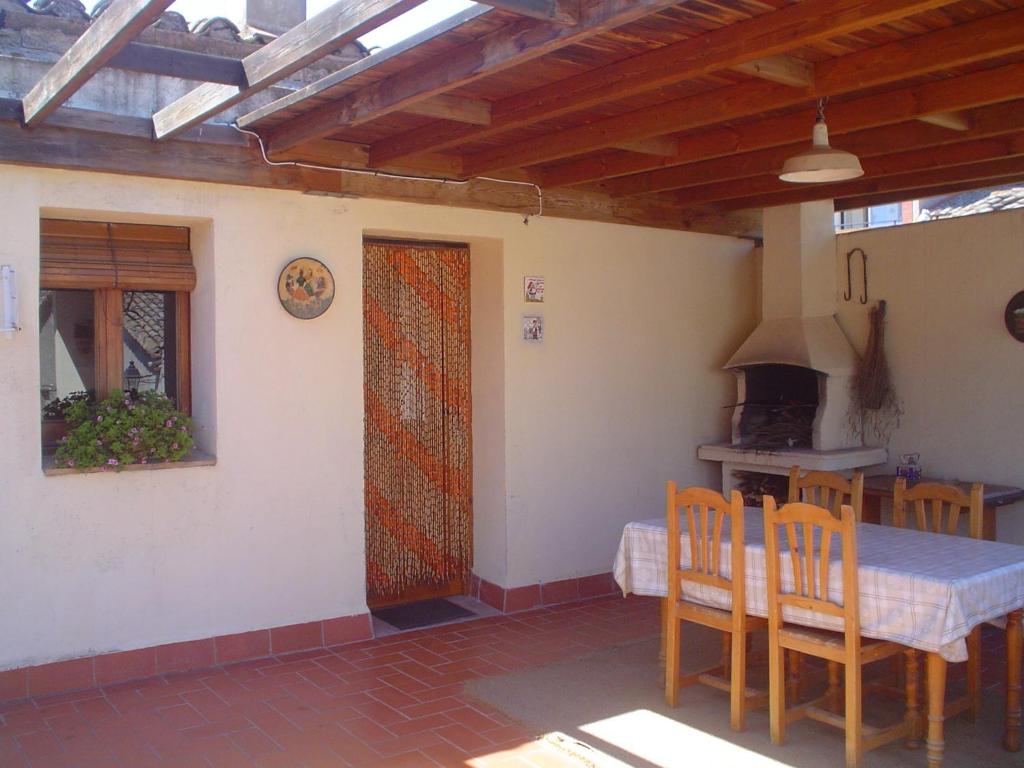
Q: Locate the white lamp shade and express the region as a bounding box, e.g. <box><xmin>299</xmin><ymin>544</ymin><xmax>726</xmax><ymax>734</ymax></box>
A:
<box><xmin>779</xmin><ymin>120</ymin><xmax>864</xmax><ymax>183</ymax></box>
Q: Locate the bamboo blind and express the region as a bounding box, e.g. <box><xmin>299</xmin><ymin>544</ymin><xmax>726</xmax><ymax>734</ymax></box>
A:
<box><xmin>363</xmin><ymin>240</ymin><xmax>472</xmax><ymax>603</ymax></box>
<box><xmin>40</xmin><ymin>219</ymin><xmax>196</xmax><ymax>291</ymax></box>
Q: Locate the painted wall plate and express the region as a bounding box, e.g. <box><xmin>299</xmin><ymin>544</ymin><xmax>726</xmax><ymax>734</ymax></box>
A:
<box><xmin>278</xmin><ymin>257</ymin><xmax>335</xmax><ymax>320</ymax></box>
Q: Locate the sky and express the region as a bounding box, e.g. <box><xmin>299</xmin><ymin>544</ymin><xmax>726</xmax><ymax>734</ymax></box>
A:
<box><xmin>83</xmin><ymin>1</ymin><xmax>477</xmax><ymax>50</ymax></box>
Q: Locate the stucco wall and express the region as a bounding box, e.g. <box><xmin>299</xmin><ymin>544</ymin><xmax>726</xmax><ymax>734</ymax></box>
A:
<box><xmin>835</xmin><ymin>208</ymin><xmax>1024</xmax><ymax>544</ymax></box>
<box><xmin>0</xmin><ymin>165</ymin><xmax>754</xmax><ymax>670</ymax></box>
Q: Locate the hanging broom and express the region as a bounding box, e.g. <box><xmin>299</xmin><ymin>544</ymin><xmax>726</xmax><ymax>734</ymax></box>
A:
<box><xmin>850</xmin><ymin>299</ymin><xmax>902</xmax><ymax>445</ymax></box>
<box><xmin>853</xmin><ymin>299</ymin><xmax>893</xmax><ymax>411</ymax></box>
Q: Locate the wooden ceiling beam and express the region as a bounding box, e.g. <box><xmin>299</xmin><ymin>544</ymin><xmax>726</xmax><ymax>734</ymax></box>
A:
<box><xmin>673</xmin><ymin>132</ymin><xmax>1024</xmax><ymax>209</ymax></box>
<box><xmin>236</xmin><ymin>5</ymin><xmax>492</xmax><ymax>130</ymax></box>
<box><xmin>106</xmin><ymin>42</ymin><xmax>245</xmax><ymax>85</ymax></box>
<box><xmin>917</xmin><ymin>111</ymin><xmax>971</xmax><ymax>132</ymax></box>
<box><xmin>153</xmin><ymin>0</ymin><xmax>426</xmax><ymax>140</ymax></box>
<box><xmin>606</xmin><ymin>99</ymin><xmax>1024</xmax><ymax>198</ymax></box>
<box><xmin>402</xmin><ymin>94</ymin><xmax>492</xmax><ymax>125</ymax></box>
<box><xmin>476</xmin><ymin>1</ymin><xmax>580</xmax><ymax>24</ymax></box>
<box><xmin>540</xmin><ymin>61</ymin><xmax>1024</xmax><ymax>188</ymax></box>
<box><xmin>261</xmin><ymin>0</ymin><xmax>680</xmax><ymax>154</ymax></box>
<box><xmin>22</xmin><ymin>0</ymin><xmax>174</xmax><ymax>127</ymax></box>
<box><xmin>719</xmin><ymin>156</ymin><xmax>1024</xmax><ymax>212</ymax></box>
<box><xmin>461</xmin><ymin>6</ymin><xmax>1024</xmax><ymax>176</ymax></box>
<box><xmin>732</xmin><ymin>55</ymin><xmax>814</xmax><ymax>88</ymax></box>
<box><xmin>0</xmin><ymin>120</ymin><xmax>759</xmax><ymax>238</ymax></box>
<box><xmin>369</xmin><ymin>0</ymin><xmax>952</xmax><ymax>166</ymax></box>
<box><xmin>613</xmin><ymin>137</ymin><xmax>678</xmax><ymax>157</ymax></box>
<box><xmin>834</xmin><ymin>175</ymin><xmax>1024</xmax><ymax>212</ymax></box>
<box><xmin>267</xmin><ymin>138</ymin><xmax>465</xmax><ymax>177</ymax></box>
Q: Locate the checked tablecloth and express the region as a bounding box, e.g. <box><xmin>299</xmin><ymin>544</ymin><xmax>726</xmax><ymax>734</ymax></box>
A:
<box><xmin>613</xmin><ymin>509</ymin><xmax>1024</xmax><ymax>662</ymax></box>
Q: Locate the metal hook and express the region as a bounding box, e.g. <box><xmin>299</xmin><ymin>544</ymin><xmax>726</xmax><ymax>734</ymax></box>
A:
<box><xmin>845</xmin><ymin>248</ymin><xmax>868</xmax><ymax>304</ymax></box>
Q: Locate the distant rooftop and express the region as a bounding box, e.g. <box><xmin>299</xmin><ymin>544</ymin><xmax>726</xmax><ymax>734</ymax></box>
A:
<box><xmin>919</xmin><ymin>183</ymin><xmax>1024</xmax><ymax>220</ymax></box>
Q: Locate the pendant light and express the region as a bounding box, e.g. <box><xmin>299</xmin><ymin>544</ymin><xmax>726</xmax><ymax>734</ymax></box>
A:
<box><xmin>779</xmin><ymin>99</ymin><xmax>863</xmax><ymax>183</ymax></box>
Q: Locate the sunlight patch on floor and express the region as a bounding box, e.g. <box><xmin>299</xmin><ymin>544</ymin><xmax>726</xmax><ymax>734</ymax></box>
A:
<box><xmin>578</xmin><ymin>709</ymin><xmax>794</xmax><ymax>768</ymax></box>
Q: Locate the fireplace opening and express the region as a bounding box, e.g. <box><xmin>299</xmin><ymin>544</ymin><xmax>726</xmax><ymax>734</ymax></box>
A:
<box><xmin>732</xmin><ymin>470</ymin><xmax>788</xmax><ymax>508</ymax></box>
<box><xmin>735</xmin><ymin>364</ymin><xmax>819</xmax><ymax>450</ymax></box>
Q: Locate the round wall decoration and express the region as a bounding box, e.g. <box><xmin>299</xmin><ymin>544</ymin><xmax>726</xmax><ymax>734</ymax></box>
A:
<box><xmin>278</xmin><ymin>257</ymin><xmax>335</xmax><ymax>320</ymax></box>
<box><xmin>1006</xmin><ymin>290</ymin><xmax>1024</xmax><ymax>342</ymax></box>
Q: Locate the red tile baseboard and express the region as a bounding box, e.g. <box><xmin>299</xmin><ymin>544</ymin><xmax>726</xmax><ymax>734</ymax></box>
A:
<box><xmin>0</xmin><ymin>610</ymin><xmax>372</xmax><ymax>705</ymax></box>
<box><xmin>469</xmin><ymin>571</ymin><xmax>618</xmax><ymax>614</ymax></box>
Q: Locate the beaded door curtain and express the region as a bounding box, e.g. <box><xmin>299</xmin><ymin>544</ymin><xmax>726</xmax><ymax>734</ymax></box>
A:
<box><xmin>363</xmin><ymin>239</ymin><xmax>472</xmax><ymax>606</ymax></box>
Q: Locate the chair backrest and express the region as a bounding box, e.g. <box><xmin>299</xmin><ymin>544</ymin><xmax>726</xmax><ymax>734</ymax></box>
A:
<box><xmin>892</xmin><ymin>479</ymin><xmax>983</xmax><ymax>539</ymax></box>
<box><xmin>763</xmin><ymin>496</ymin><xmax>859</xmax><ymax>642</ymax></box>
<box><xmin>666</xmin><ymin>483</ymin><xmax>745</xmax><ymax>619</ymax></box>
<box><xmin>788</xmin><ymin>466</ymin><xmax>864</xmax><ymax>521</ymax></box>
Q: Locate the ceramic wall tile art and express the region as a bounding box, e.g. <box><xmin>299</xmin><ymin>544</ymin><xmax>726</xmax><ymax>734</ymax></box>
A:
<box><xmin>278</xmin><ymin>257</ymin><xmax>335</xmax><ymax>319</ymax></box>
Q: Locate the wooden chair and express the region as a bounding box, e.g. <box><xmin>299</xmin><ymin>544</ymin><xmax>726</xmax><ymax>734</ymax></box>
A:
<box><xmin>665</xmin><ymin>483</ymin><xmax>767</xmax><ymax>731</ymax></box>
<box><xmin>763</xmin><ymin>497</ymin><xmax>917</xmax><ymax>768</ymax></box>
<box><xmin>892</xmin><ymin>479</ymin><xmax>984</xmax><ymax>722</ymax></box>
<box><xmin>788</xmin><ymin>466</ymin><xmax>865</xmax><ymax>521</ymax></box>
<box><xmin>786</xmin><ymin>467</ymin><xmax>865</xmax><ymax>702</ymax></box>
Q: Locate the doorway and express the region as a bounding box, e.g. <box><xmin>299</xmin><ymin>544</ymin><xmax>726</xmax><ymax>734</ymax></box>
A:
<box><xmin>362</xmin><ymin>238</ymin><xmax>472</xmax><ymax>609</ymax></box>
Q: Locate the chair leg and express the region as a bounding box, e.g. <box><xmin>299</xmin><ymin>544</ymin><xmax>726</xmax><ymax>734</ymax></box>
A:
<box><xmin>787</xmin><ymin>649</ymin><xmax>802</xmax><ymax>703</ymax></box>
<box><xmin>730</xmin><ymin>629</ymin><xmax>745</xmax><ymax>731</ymax></box>
<box><xmin>769</xmin><ymin>635</ymin><xmax>786</xmax><ymax>744</ymax></box>
<box><xmin>845</xmin><ymin>660</ymin><xmax>863</xmax><ymax>768</ymax></box>
<box><xmin>665</xmin><ymin>613</ymin><xmax>680</xmax><ymax>707</ymax></box>
<box><xmin>967</xmin><ymin>627</ymin><xmax>982</xmax><ymax>722</ymax></box>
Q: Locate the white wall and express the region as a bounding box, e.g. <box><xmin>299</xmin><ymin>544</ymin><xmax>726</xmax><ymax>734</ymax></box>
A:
<box><xmin>0</xmin><ymin>165</ymin><xmax>754</xmax><ymax>670</ymax></box>
<box><xmin>835</xmin><ymin>209</ymin><xmax>1024</xmax><ymax>544</ymax></box>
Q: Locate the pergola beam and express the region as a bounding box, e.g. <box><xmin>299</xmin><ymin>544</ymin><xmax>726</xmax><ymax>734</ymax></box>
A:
<box><xmin>153</xmin><ymin>0</ymin><xmax>426</xmax><ymax>140</ymax></box>
<box><xmin>262</xmin><ymin>0</ymin><xmax>680</xmax><ymax>155</ymax></box>
<box><xmin>606</xmin><ymin>100</ymin><xmax>1024</xmax><ymax>198</ymax></box>
<box><xmin>22</xmin><ymin>0</ymin><xmax>174</xmax><ymax>127</ymax></box>
<box><xmin>476</xmin><ymin>1</ymin><xmax>580</xmax><ymax>24</ymax></box>
<box><xmin>540</xmin><ymin>62</ymin><xmax>1024</xmax><ymax>188</ymax></box>
<box><xmin>236</xmin><ymin>5</ymin><xmax>493</xmax><ymax>129</ymax></box>
<box><xmin>673</xmin><ymin>131</ymin><xmax>1024</xmax><ymax>209</ymax></box>
<box><xmin>732</xmin><ymin>55</ymin><xmax>814</xmax><ymax>88</ymax></box>
<box><xmin>717</xmin><ymin>156</ymin><xmax>1024</xmax><ymax>212</ymax></box>
<box><xmin>107</xmin><ymin>42</ymin><xmax>245</xmax><ymax>85</ymax></box>
<box><xmin>460</xmin><ymin>6</ymin><xmax>1024</xmax><ymax>176</ymax></box>
<box><xmin>368</xmin><ymin>0</ymin><xmax>952</xmax><ymax>166</ymax></box>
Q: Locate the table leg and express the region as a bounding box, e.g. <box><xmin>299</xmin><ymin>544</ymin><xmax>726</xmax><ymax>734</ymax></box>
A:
<box><xmin>926</xmin><ymin>651</ymin><xmax>947</xmax><ymax>768</ymax></box>
<box><xmin>1006</xmin><ymin>608</ymin><xmax>1022</xmax><ymax>752</ymax></box>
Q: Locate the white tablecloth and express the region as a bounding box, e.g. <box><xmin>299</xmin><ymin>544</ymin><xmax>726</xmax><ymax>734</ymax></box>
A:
<box><xmin>613</xmin><ymin>509</ymin><xmax>1024</xmax><ymax>662</ymax></box>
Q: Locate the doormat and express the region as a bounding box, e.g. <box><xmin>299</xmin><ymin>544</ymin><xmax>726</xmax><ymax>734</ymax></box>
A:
<box><xmin>372</xmin><ymin>598</ymin><xmax>475</xmax><ymax>630</ymax></box>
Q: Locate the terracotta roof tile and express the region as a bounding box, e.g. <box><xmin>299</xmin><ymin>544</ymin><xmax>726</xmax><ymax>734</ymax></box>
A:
<box><xmin>919</xmin><ymin>183</ymin><xmax>1024</xmax><ymax>220</ymax></box>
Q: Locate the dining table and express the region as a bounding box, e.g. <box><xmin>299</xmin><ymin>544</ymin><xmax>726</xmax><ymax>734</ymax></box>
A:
<box><xmin>613</xmin><ymin>508</ymin><xmax>1024</xmax><ymax>768</ymax></box>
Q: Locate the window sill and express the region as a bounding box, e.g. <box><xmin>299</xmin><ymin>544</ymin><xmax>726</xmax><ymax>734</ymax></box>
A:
<box><xmin>42</xmin><ymin>450</ymin><xmax>216</xmax><ymax>477</ymax></box>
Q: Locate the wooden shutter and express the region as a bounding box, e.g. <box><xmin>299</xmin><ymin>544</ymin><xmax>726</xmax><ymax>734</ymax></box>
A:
<box><xmin>40</xmin><ymin>219</ymin><xmax>196</xmax><ymax>291</ymax></box>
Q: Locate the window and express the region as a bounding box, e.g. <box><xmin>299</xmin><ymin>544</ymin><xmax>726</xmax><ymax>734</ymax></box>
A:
<box><xmin>39</xmin><ymin>220</ymin><xmax>194</xmax><ymax>451</ymax></box>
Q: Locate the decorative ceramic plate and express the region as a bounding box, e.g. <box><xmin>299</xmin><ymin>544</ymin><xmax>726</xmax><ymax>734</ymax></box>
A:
<box><xmin>278</xmin><ymin>257</ymin><xmax>335</xmax><ymax>320</ymax></box>
<box><xmin>1006</xmin><ymin>290</ymin><xmax>1024</xmax><ymax>342</ymax></box>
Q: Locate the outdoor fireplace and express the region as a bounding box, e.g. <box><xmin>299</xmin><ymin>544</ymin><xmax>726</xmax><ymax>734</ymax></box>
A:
<box><xmin>698</xmin><ymin>202</ymin><xmax>886</xmax><ymax>492</ymax></box>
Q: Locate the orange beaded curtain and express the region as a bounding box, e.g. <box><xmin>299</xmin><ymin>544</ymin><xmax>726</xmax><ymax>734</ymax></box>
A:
<box><xmin>362</xmin><ymin>239</ymin><xmax>472</xmax><ymax>605</ymax></box>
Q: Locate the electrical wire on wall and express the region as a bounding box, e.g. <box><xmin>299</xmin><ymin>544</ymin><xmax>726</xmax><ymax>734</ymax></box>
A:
<box><xmin>231</xmin><ymin>124</ymin><xmax>544</xmax><ymax>223</ymax></box>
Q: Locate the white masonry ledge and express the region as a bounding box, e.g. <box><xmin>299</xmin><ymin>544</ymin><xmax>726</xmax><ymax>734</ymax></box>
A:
<box><xmin>698</xmin><ymin>443</ymin><xmax>887</xmax><ymax>473</ymax></box>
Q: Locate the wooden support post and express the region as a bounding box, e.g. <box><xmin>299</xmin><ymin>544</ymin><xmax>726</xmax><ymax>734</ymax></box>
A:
<box><xmin>926</xmin><ymin>652</ymin><xmax>947</xmax><ymax>768</ymax></box>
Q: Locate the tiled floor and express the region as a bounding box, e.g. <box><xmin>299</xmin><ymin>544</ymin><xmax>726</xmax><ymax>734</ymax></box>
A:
<box><xmin>0</xmin><ymin>595</ymin><xmax>659</xmax><ymax>767</ymax></box>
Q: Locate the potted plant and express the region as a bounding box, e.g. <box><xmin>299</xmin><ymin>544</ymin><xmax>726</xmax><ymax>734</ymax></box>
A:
<box><xmin>55</xmin><ymin>389</ymin><xmax>193</xmax><ymax>470</ymax></box>
<box><xmin>41</xmin><ymin>390</ymin><xmax>93</xmax><ymax>449</ymax></box>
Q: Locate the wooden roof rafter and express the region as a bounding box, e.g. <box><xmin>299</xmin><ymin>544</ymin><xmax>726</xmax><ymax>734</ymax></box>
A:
<box><xmin>257</xmin><ymin>0</ymin><xmax>682</xmax><ymax>154</ymax></box>
<box><xmin>152</xmin><ymin>0</ymin><xmax>429</xmax><ymax>140</ymax></box>
<box><xmin>21</xmin><ymin>0</ymin><xmax>175</xmax><ymax>126</ymax></box>
<box><xmin>458</xmin><ymin>5</ymin><xmax>1024</xmax><ymax>177</ymax></box>
<box><xmin>362</xmin><ymin>0</ymin><xmax>957</xmax><ymax>167</ymax></box>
